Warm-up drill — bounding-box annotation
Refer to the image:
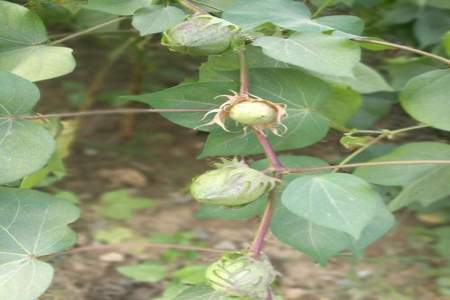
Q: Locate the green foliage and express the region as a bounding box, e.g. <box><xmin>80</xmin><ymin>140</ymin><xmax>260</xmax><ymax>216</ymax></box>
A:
<box><xmin>84</xmin><ymin>0</ymin><xmax>149</xmax><ymax>15</ymax></box>
<box><xmin>281</xmin><ymin>173</ymin><xmax>383</xmax><ymax>238</ymax></box>
<box><xmin>132</xmin><ymin>5</ymin><xmax>187</xmax><ymax>36</ymax></box>
<box><xmin>100</xmin><ymin>189</ymin><xmax>154</xmax><ymax>220</ymax></box>
<box><xmin>0</xmin><ymin>0</ymin><xmax>75</xmax><ymax>81</ymax></box>
<box><xmin>355</xmin><ymin>142</ymin><xmax>450</xmax><ymax>211</ymax></box>
<box><xmin>0</xmin><ymin>71</ymin><xmax>55</xmax><ymax>185</ymax></box>
<box><xmin>117</xmin><ymin>261</ymin><xmax>168</xmax><ymax>283</ymax></box>
<box><xmin>254</xmin><ymin>33</ymin><xmax>361</xmax><ymax>77</ymax></box>
<box><xmin>0</xmin><ymin>0</ymin><xmax>449</xmax><ymax>297</ymax></box>
<box><xmin>400</xmin><ymin>69</ymin><xmax>450</xmax><ymax>131</ymax></box>
<box><xmin>0</xmin><ymin>187</ymin><xmax>79</xmax><ymax>300</ymax></box>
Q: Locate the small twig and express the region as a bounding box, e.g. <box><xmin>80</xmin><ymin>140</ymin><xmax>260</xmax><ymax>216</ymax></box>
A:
<box><xmin>48</xmin><ymin>17</ymin><xmax>128</xmax><ymax>45</ymax></box>
<box><xmin>0</xmin><ymin>108</ymin><xmax>209</xmax><ymax>121</ymax></box>
<box><xmin>239</xmin><ymin>50</ymin><xmax>249</xmax><ymax>97</ymax></box>
<box><xmin>286</xmin><ymin>160</ymin><xmax>450</xmax><ymax>174</ymax></box>
<box><xmin>177</xmin><ymin>0</ymin><xmax>208</xmax><ymax>14</ymax></box>
<box><xmin>353</xmin><ymin>38</ymin><xmax>450</xmax><ymax>66</ymax></box>
<box><xmin>334</xmin><ymin>133</ymin><xmax>388</xmax><ymax>172</ymax></box>
<box><xmin>65</xmin><ymin>242</ymin><xmax>225</xmax><ymax>255</ymax></box>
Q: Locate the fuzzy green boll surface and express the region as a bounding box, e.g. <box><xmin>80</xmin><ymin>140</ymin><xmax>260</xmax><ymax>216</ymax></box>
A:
<box><xmin>190</xmin><ymin>159</ymin><xmax>277</xmax><ymax>206</ymax></box>
<box><xmin>229</xmin><ymin>101</ymin><xmax>277</xmax><ymax>126</ymax></box>
<box><xmin>161</xmin><ymin>14</ymin><xmax>240</xmax><ymax>56</ymax></box>
<box><xmin>206</xmin><ymin>252</ymin><xmax>277</xmax><ymax>299</ymax></box>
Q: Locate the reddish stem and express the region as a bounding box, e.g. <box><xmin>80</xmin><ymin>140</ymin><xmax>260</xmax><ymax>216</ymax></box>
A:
<box><xmin>250</xmin><ymin>130</ymin><xmax>284</xmax><ymax>258</ymax></box>
<box><xmin>239</xmin><ymin>50</ymin><xmax>249</xmax><ymax>96</ymax></box>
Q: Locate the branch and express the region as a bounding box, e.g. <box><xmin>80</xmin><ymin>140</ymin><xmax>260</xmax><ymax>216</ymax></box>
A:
<box><xmin>353</xmin><ymin>38</ymin><xmax>450</xmax><ymax>66</ymax></box>
<box><xmin>177</xmin><ymin>0</ymin><xmax>208</xmax><ymax>14</ymax></box>
<box><xmin>286</xmin><ymin>160</ymin><xmax>450</xmax><ymax>174</ymax></box>
<box><xmin>0</xmin><ymin>108</ymin><xmax>209</xmax><ymax>121</ymax></box>
<box><xmin>334</xmin><ymin>133</ymin><xmax>388</xmax><ymax>172</ymax></box>
<box><xmin>65</xmin><ymin>242</ymin><xmax>226</xmax><ymax>255</ymax></box>
<box><xmin>48</xmin><ymin>17</ymin><xmax>128</xmax><ymax>45</ymax></box>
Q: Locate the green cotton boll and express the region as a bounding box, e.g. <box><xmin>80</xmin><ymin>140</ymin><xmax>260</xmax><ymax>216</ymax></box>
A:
<box><xmin>206</xmin><ymin>252</ymin><xmax>277</xmax><ymax>299</ymax></box>
<box><xmin>190</xmin><ymin>159</ymin><xmax>278</xmax><ymax>206</ymax></box>
<box><xmin>161</xmin><ymin>14</ymin><xmax>240</xmax><ymax>56</ymax></box>
<box><xmin>229</xmin><ymin>101</ymin><xmax>277</xmax><ymax>126</ymax></box>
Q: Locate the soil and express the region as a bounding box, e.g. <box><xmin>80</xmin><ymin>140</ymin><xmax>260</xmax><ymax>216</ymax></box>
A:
<box><xmin>37</xmin><ymin>39</ymin><xmax>448</xmax><ymax>300</ymax></box>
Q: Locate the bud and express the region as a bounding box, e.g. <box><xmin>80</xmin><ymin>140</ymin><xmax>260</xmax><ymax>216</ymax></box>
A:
<box><xmin>206</xmin><ymin>252</ymin><xmax>277</xmax><ymax>299</ymax></box>
<box><xmin>229</xmin><ymin>101</ymin><xmax>277</xmax><ymax>126</ymax></box>
<box><xmin>161</xmin><ymin>14</ymin><xmax>240</xmax><ymax>56</ymax></box>
<box><xmin>190</xmin><ymin>159</ymin><xmax>278</xmax><ymax>206</ymax></box>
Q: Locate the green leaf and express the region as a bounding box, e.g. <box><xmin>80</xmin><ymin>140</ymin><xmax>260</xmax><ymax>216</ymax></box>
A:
<box><xmin>282</xmin><ymin>173</ymin><xmax>380</xmax><ymax>238</ymax></box>
<box><xmin>195</xmin><ymin>196</ymin><xmax>268</xmax><ymax>221</ymax></box>
<box><xmin>348</xmin><ymin>93</ymin><xmax>394</xmax><ymax>129</ymax></box>
<box><xmin>222</xmin><ymin>0</ymin><xmax>362</xmax><ymax>35</ymax></box>
<box><xmin>191</xmin><ymin>0</ymin><xmax>235</xmax><ymax>12</ymax></box>
<box><xmin>384</xmin><ymin>57</ymin><xmax>441</xmax><ymax>91</ymax></box>
<box><xmin>354</xmin><ymin>142</ymin><xmax>450</xmax><ymax>211</ymax></box>
<box><xmin>200</xmin><ymin>68</ymin><xmax>330</xmax><ymax>157</ymax></box>
<box><xmin>318</xmin><ymin>86</ymin><xmax>362</xmax><ymax>128</ymax></box>
<box><xmin>0</xmin><ymin>1</ymin><xmax>75</xmax><ymax>81</ymax></box>
<box><xmin>254</xmin><ymin>33</ymin><xmax>361</xmax><ymax>77</ymax></box>
<box><xmin>172</xmin><ymin>265</ymin><xmax>208</xmax><ymax>285</ymax></box>
<box><xmin>400</xmin><ymin>69</ymin><xmax>450</xmax><ymax>131</ymax></box>
<box><xmin>0</xmin><ymin>71</ymin><xmax>55</xmax><ymax>185</ymax></box>
<box><xmin>272</xmin><ymin>191</ymin><xmax>393</xmax><ymax>264</ymax></box>
<box><xmin>443</xmin><ymin>31</ymin><xmax>450</xmax><ymax>56</ymax></box>
<box><xmin>125</xmin><ymin>81</ymin><xmax>237</xmax><ymax>131</ymax></box>
<box><xmin>222</xmin><ymin>0</ymin><xmax>311</xmax><ymax>31</ymax></box>
<box><xmin>318</xmin><ymin>63</ymin><xmax>393</xmax><ymax>94</ymax></box>
<box><xmin>0</xmin><ymin>187</ymin><xmax>79</xmax><ymax>300</ymax></box>
<box><xmin>84</xmin><ymin>0</ymin><xmax>149</xmax><ymax>15</ymax></box>
<box><xmin>414</xmin><ymin>8</ymin><xmax>450</xmax><ymax>48</ymax></box>
<box><xmin>100</xmin><ymin>189</ymin><xmax>154</xmax><ymax>220</ymax></box>
<box><xmin>117</xmin><ymin>261</ymin><xmax>167</xmax><ymax>283</ymax></box>
<box><xmin>173</xmin><ymin>285</ymin><xmax>236</xmax><ymax>300</ymax></box>
<box><xmin>132</xmin><ymin>5</ymin><xmax>187</xmax><ymax>36</ymax></box>
<box><xmin>314</xmin><ymin>15</ymin><xmax>365</xmax><ymax>35</ymax></box>
<box><xmin>271</xmin><ymin>203</ymin><xmax>351</xmax><ymax>265</ymax></box>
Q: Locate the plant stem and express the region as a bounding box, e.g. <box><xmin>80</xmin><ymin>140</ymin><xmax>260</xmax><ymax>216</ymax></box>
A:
<box><xmin>312</xmin><ymin>0</ymin><xmax>334</xmax><ymax>18</ymax></box>
<box><xmin>66</xmin><ymin>242</ymin><xmax>225</xmax><ymax>255</ymax></box>
<box><xmin>177</xmin><ymin>0</ymin><xmax>208</xmax><ymax>14</ymax></box>
<box><xmin>0</xmin><ymin>108</ymin><xmax>209</xmax><ymax>120</ymax></box>
<box><xmin>287</xmin><ymin>160</ymin><xmax>450</xmax><ymax>173</ymax></box>
<box><xmin>239</xmin><ymin>50</ymin><xmax>250</xmax><ymax>96</ymax></box>
<box><xmin>48</xmin><ymin>17</ymin><xmax>128</xmax><ymax>45</ymax></box>
<box><xmin>353</xmin><ymin>38</ymin><xmax>450</xmax><ymax>66</ymax></box>
<box><xmin>334</xmin><ymin>133</ymin><xmax>388</xmax><ymax>172</ymax></box>
<box><xmin>389</xmin><ymin>124</ymin><xmax>429</xmax><ymax>135</ymax></box>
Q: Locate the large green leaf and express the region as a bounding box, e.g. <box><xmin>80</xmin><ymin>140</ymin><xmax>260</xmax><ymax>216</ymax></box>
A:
<box><xmin>0</xmin><ymin>187</ymin><xmax>80</xmax><ymax>300</ymax></box>
<box><xmin>414</xmin><ymin>8</ymin><xmax>450</xmax><ymax>48</ymax></box>
<box><xmin>124</xmin><ymin>81</ymin><xmax>238</xmax><ymax>131</ymax></box>
<box><xmin>132</xmin><ymin>5</ymin><xmax>187</xmax><ymax>36</ymax></box>
<box><xmin>0</xmin><ymin>1</ymin><xmax>75</xmax><ymax>82</ymax></box>
<box><xmin>271</xmin><ymin>195</ymin><xmax>394</xmax><ymax>265</ymax></box>
<box><xmin>281</xmin><ymin>173</ymin><xmax>380</xmax><ymax>238</ymax></box>
<box><xmin>318</xmin><ymin>86</ymin><xmax>362</xmax><ymax>128</ymax></box>
<box><xmin>84</xmin><ymin>0</ymin><xmax>149</xmax><ymax>15</ymax></box>
<box><xmin>400</xmin><ymin>69</ymin><xmax>450</xmax><ymax>131</ymax></box>
<box><xmin>354</xmin><ymin>142</ymin><xmax>450</xmax><ymax>211</ymax></box>
<box><xmin>222</xmin><ymin>0</ymin><xmax>363</xmax><ymax>35</ymax></box>
<box><xmin>254</xmin><ymin>33</ymin><xmax>361</xmax><ymax>77</ymax></box>
<box><xmin>0</xmin><ymin>71</ymin><xmax>55</xmax><ymax>185</ymax></box>
<box><xmin>201</xmin><ymin>49</ymin><xmax>389</xmax><ymax>94</ymax></box>
<box><xmin>318</xmin><ymin>63</ymin><xmax>393</xmax><ymax>94</ymax></box>
<box><xmin>200</xmin><ymin>68</ymin><xmax>330</xmax><ymax>156</ymax></box>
